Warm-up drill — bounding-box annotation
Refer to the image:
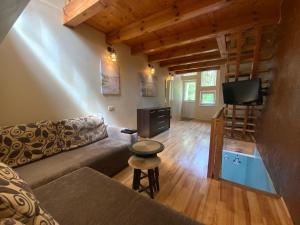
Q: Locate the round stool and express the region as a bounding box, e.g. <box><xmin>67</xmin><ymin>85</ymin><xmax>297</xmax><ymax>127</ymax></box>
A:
<box><xmin>128</xmin><ymin>155</ymin><xmax>161</xmax><ymax>198</ymax></box>
<box><xmin>130</xmin><ymin>140</ymin><xmax>164</xmax><ymax>157</ymax></box>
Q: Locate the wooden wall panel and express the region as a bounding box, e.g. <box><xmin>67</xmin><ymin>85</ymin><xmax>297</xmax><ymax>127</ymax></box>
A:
<box><xmin>256</xmin><ymin>1</ymin><xmax>300</xmax><ymax>224</ymax></box>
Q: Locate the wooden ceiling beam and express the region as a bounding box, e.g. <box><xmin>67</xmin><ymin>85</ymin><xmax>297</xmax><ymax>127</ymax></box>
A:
<box><xmin>159</xmin><ymin>52</ymin><xmax>221</xmax><ymax>67</ymax></box>
<box><xmin>148</xmin><ymin>39</ymin><xmax>219</xmax><ymax>62</ymax></box>
<box><xmin>175</xmin><ymin>66</ymin><xmax>220</xmax><ymax>74</ymax></box>
<box><xmin>63</xmin><ymin>0</ymin><xmax>112</xmax><ymax>27</ymax></box>
<box><xmin>169</xmin><ymin>59</ymin><xmax>225</xmax><ymax>71</ymax></box>
<box><xmin>216</xmin><ymin>35</ymin><xmax>227</xmax><ymax>57</ymax></box>
<box><xmin>131</xmin><ymin>14</ymin><xmax>278</xmax><ymax>55</ymax></box>
<box><xmin>106</xmin><ymin>0</ymin><xmax>232</xmax><ymax>44</ymax></box>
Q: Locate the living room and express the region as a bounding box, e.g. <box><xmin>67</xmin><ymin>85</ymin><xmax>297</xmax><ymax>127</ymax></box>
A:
<box><xmin>0</xmin><ymin>0</ymin><xmax>299</xmax><ymax>225</ymax></box>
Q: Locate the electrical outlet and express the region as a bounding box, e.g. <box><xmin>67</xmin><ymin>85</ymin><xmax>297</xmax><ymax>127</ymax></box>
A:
<box><xmin>108</xmin><ymin>106</ymin><xmax>115</xmax><ymax>111</ymax></box>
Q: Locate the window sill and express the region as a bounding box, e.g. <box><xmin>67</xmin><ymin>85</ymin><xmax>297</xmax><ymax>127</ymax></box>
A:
<box><xmin>184</xmin><ymin>100</ymin><xmax>196</xmax><ymax>103</ymax></box>
<box><xmin>199</xmin><ymin>104</ymin><xmax>216</xmax><ymax>107</ymax></box>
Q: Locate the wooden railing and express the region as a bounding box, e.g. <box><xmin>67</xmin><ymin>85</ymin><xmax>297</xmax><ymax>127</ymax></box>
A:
<box><xmin>207</xmin><ymin>107</ymin><xmax>224</xmax><ymax>179</ymax></box>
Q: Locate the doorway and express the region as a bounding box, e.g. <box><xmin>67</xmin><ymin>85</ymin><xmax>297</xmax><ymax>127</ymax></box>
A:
<box><xmin>182</xmin><ymin>80</ymin><xmax>196</xmax><ymax>119</ymax></box>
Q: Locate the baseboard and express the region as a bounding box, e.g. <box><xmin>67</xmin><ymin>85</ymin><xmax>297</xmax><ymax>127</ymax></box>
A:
<box><xmin>194</xmin><ymin>118</ymin><xmax>211</xmax><ymax>123</ymax></box>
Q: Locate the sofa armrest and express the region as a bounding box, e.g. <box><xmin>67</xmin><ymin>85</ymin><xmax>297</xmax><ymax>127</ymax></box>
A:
<box><xmin>107</xmin><ymin>126</ymin><xmax>138</xmax><ymax>145</ymax></box>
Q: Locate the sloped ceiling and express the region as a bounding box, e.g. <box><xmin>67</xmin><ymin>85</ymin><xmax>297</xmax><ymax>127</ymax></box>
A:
<box><xmin>0</xmin><ymin>0</ymin><xmax>30</xmax><ymax>43</ymax></box>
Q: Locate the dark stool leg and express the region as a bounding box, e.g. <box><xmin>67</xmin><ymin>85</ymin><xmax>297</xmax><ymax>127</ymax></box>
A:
<box><xmin>148</xmin><ymin>169</ymin><xmax>155</xmax><ymax>198</ymax></box>
<box><xmin>132</xmin><ymin>169</ymin><xmax>141</xmax><ymax>190</ymax></box>
<box><xmin>155</xmin><ymin>167</ymin><xmax>160</xmax><ymax>191</ymax></box>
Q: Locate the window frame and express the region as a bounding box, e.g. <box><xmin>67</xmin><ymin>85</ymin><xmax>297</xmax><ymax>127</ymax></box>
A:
<box><xmin>183</xmin><ymin>80</ymin><xmax>196</xmax><ymax>102</ymax></box>
<box><xmin>199</xmin><ymin>90</ymin><xmax>217</xmax><ymax>106</ymax></box>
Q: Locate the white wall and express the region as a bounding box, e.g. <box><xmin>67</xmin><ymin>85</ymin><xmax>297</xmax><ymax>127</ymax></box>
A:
<box><xmin>0</xmin><ymin>0</ymin><xmax>168</xmax><ymax>128</ymax></box>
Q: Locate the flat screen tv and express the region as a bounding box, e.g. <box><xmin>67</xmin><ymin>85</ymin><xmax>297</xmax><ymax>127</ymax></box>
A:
<box><xmin>222</xmin><ymin>79</ymin><xmax>263</xmax><ymax>105</ymax></box>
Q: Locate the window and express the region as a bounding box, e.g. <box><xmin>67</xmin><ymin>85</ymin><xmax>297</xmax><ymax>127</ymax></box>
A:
<box><xmin>184</xmin><ymin>81</ymin><xmax>196</xmax><ymax>101</ymax></box>
<box><xmin>200</xmin><ymin>91</ymin><xmax>216</xmax><ymax>105</ymax></box>
<box><xmin>200</xmin><ymin>70</ymin><xmax>217</xmax><ymax>87</ymax></box>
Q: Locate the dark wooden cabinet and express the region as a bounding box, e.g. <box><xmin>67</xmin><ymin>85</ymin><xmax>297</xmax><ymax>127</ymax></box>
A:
<box><xmin>137</xmin><ymin>107</ymin><xmax>171</xmax><ymax>138</ymax></box>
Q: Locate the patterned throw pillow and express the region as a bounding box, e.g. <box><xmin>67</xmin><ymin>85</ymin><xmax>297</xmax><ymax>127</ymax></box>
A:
<box><xmin>0</xmin><ymin>162</ymin><xmax>59</xmax><ymax>225</ymax></box>
<box><xmin>0</xmin><ymin>218</ymin><xmax>25</xmax><ymax>225</ymax></box>
<box><xmin>0</xmin><ymin>121</ymin><xmax>60</xmax><ymax>168</ymax></box>
<box><xmin>57</xmin><ymin>115</ymin><xmax>108</xmax><ymax>151</ymax></box>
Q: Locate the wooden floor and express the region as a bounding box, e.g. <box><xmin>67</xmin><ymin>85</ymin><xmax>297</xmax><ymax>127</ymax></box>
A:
<box><xmin>114</xmin><ymin>120</ymin><xmax>294</xmax><ymax>225</ymax></box>
<box><xmin>223</xmin><ymin>138</ymin><xmax>256</xmax><ymax>155</ymax></box>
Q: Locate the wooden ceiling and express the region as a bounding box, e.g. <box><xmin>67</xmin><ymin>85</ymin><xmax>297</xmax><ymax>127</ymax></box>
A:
<box><xmin>63</xmin><ymin>0</ymin><xmax>281</xmax><ymax>74</ymax></box>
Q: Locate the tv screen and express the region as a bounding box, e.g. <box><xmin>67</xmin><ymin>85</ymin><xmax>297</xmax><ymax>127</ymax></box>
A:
<box><xmin>222</xmin><ymin>79</ymin><xmax>263</xmax><ymax>105</ymax></box>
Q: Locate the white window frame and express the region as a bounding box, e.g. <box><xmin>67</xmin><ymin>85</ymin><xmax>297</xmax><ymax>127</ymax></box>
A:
<box><xmin>199</xmin><ymin>90</ymin><xmax>216</xmax><ymax>106</ymax></box>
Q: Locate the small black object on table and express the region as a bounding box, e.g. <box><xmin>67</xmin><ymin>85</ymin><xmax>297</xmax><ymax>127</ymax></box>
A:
<box><xmin>121</xmin><ymin>129</ymin><xmax>137</xmax><ymax>135</ymax></box>
<box><xmin>128</xmin><ymin>140</ymin><xmax>164</xmax><ymax>198</ymax></box>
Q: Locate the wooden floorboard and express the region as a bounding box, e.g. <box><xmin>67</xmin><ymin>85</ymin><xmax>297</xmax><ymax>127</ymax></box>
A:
<box><xmin>113</xmin><ymin>120</ymin><xmax>294</xmax><ymax>225</ymax></box>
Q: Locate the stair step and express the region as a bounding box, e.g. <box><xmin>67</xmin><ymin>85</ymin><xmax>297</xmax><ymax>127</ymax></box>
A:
<box><xmin>225</xmin><ymin>115</ymin><xmax>257</xmax><ymax>120</ymax></box>
<box><xmin>225</xmin><ymin>121</ymin><xmax>256</xmax><ymax>126</ymax></box>
<box><xmin>224</xmin><ymin>127</ymin><xmax>255</xmax><ymax>133</ymax></box>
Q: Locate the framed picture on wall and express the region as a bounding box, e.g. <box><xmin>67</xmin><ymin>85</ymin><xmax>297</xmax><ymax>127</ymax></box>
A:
<box><xmin>100</xmin><ymin>54</ymin><xmax>120</xmax><ymax>95</ymax></box>
<box><xmin>139</xmin><ymin>73</ymin><xmax>158</xmax><ymax>97</ymax></box>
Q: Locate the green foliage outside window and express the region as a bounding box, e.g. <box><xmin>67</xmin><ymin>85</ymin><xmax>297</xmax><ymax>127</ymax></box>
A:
<box><xmin>200</xmin><ymin>91</ymin><xmax>216</xmax><ymax>105</ymax></box>
<box><xmin>201</xmin><ymin>70</ymin><xmax>217</xmax><ymax>87</ymax></box>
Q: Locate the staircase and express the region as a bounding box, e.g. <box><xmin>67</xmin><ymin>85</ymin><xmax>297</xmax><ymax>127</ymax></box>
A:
<box><xmin>220</xmin><ymin>26</ymin><xmax>276</xmax><ymax>142</ymax></box>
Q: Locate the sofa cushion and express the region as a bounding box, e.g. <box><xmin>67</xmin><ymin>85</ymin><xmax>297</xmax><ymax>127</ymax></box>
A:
<box><xmin>57</xmin><ymin>115</ymin><xmax>107</xmax><ymax>151</ymax></box>
<box><xmin>0</xmin><ymin>115</ymin><xmax>108</xmax><ymax>168</ymax></box>
<box><xmin>0</xmin><ymin>218</ymin><xmax>26</xmax><ymax>225</ymax></box>
<box><xmin>15</xmin><ymin>138</ymin><xmax>130</xmax><ymax>189</ymax></box>
<box><xmin>34</xmin><ymin>167</ymin><xmax>202</xmax><ymax>225</ymax></box>
<box><xmin>0</xmin><ymin>121</ymin><xmax>60</xmax><ymax>168</ymax></box>
<box><xmin>0</xmin><ymin>162</ymin><xmax>59</xmax><ymax>225</ymax></box>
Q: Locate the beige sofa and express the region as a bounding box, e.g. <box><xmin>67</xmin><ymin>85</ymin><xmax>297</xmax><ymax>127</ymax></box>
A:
<box><xmin>0</xmin><ymin>115</ymin><xmax>135</xmax><ymax>188</ymax></box>
<box><xmin>0</xmin><ymin>115</ymin><xmax>203</xmax><ymax>225</ymax></box>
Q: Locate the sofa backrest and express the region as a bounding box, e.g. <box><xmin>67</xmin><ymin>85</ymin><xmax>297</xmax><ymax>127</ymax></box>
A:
<box><xmin>0</xmin><ymin>115</ymin><xmax>107</xmax><ymax>167</ymax></box>
<box><xmin>57</xmin><ymin>116</ymin><xmax>107</xmax><ymax>151</ymax></box>
<box><xmin>0</xmin><ymin>120</ymin><xmax>60</xmax><ymax>168</ymax></box>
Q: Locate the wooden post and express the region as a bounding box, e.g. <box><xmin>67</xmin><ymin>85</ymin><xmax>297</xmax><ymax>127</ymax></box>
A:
<box><xmin>207</xmin><ymin>108</ymin><xmax>224</xmax><ymax>179</ymax></box>
<box><xmin>212</xmin><ymin>117</ymin><xmax>224</xmax><ymax>179</ymax></box>
<box><xmin>207</xmin><ymin>119</ymin><xmax>217</xmax><ymax>178</ymax></box>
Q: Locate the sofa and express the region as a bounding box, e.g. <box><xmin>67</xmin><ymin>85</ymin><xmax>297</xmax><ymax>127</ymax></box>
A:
<box><xmin>0</xmin><ymin>115</ymin><xmax>135</xmax><ymax>188</ymax></box>
<box><xmin>0</xmin><ymin>115</ymin><xmax>203</xmax><ymax>225</ymax></box>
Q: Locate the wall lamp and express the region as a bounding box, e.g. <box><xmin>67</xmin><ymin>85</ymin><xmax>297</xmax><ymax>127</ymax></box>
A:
<box><xmin>167</xmin><ymin>72</ymin><xmax>174</xmax><ymax>81</ymax></box>
<box><xmin>148</xmin><ymin>64</ymin><xmax>155</xmax><ymax>75</ymax></box>
<box><xmin>107</xmin><ymin>46</ymin><xmax>117</xmax><ymax>62</ymax></box>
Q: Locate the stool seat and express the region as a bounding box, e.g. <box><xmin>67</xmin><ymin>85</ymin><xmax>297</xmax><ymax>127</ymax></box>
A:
<box><xmin>128</xmin><ymin>155</ymin><xmax>161</xmax><ymax>170</ymax></box>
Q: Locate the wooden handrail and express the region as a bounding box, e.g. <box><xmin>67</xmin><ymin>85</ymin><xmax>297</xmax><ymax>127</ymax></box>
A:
<box><xmin>212</xmin><ymin>107</ymin><xmax>224</xmax><ymax>119</ymax></box>
<box><xmin>207</xmin><ymin>107</ymin><xmax>224</xmax><ymax>179</ymax></box>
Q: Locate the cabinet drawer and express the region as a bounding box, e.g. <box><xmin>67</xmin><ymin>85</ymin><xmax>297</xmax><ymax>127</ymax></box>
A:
<box><xmin>150</xmin><ymin>108</ymin><xmax>170</xmax><ymax>118</ymax></box>
<box><xmin>155</xmin><ymin>119</ymin><xmax>169</xmax><ymax>127</ymax></box>
<box><xmin>150</xmin><ymin>125</ymin><xmax>169</xmax><ymax>136</ymax></box>
<box><xmin>156</xmin><ymin>114</ymin><xmax>169</xmax><ymax>120</ymax></box>
<box><xmin>151</xmin><ymin>120</ymin><xmax>169</xmax><ymax>132</ymax></box>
